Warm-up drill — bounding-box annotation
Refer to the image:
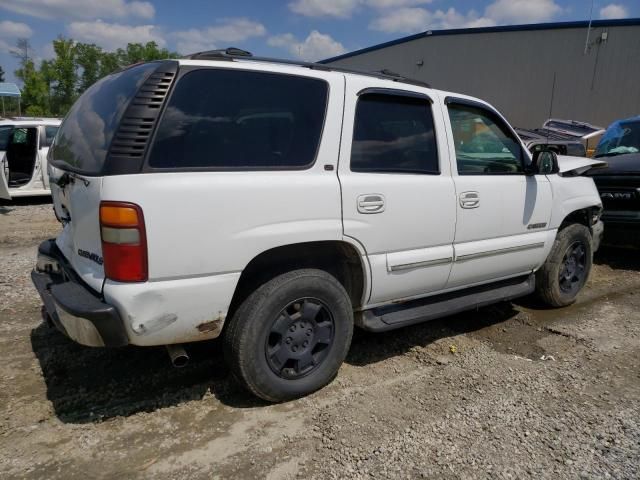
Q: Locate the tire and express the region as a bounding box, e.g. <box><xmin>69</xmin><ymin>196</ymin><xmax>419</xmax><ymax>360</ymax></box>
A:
<box><xmin>535</xmin><ymin>223</ymin><xmax>593</xmax><ymax>307</ymax></box>
<box><xmin>223</xmin><ymin>269</ymin><xmax>353</xmax><ymax>402</ymax></box>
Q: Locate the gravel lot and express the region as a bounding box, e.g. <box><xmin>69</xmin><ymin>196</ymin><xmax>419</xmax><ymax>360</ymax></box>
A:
<box><xmin>1</xmin><ymin>199</ymin><xmax>639</xmax><ymax>479</ymax></box>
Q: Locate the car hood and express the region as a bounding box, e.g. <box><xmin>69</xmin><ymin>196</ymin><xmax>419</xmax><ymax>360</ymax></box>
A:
<box><xmin>588</xmin><ymin>153</ymin><xmax>640</xmax><ymax>175</ymax></box>
<box><xmin>557</xmin><ymin>155</ymin><xmax>607</xmax><ymax>176</ymax></box>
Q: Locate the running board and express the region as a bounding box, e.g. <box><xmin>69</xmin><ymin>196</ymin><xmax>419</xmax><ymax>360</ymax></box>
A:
<box><xmin>356</xmin><ymin>274</ymin><xmax>535</xmax><ymax>332</ymax></box>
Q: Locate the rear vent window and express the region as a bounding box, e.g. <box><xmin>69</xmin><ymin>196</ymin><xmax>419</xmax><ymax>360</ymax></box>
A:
<box><xmin>49</xmin><ymin>62</ymin><xmax>164</xmax><ymax>175</ymax></box>
<box><xmin>148</xmin><ymin>69</ymin><xmax>328</xmax><ymax>170</ymax></box>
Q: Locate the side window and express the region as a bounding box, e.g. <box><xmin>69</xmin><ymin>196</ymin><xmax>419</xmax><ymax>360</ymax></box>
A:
<box><xmin>351</xmin><ymin>93</ymin><xmax>439</xmax><ymax>174</ymax></box>
<box><xmin>448</xmin><ymin>103</ymin><xmax>524</xmax><ymax>175</ymax></box>
<box><xmin>42</xmin><ymin>126</ymin><xmax>59</xmax><ymax>148</ymax></box>
<box><xmin>0</xmin><ymin>126</ymin><xmax>12</xmax><ymax>150</ymax></box>
<box><xmin>148</xmin><ymin>69</ymin><xmax>328</xmax><ymax>169</ymax></box>
<box><xmin>12</xmin><ymin>128</ymin><xmax>28</xmax><ymax>144</ymax></box>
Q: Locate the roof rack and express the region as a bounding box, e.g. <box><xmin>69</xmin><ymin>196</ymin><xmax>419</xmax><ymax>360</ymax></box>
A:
<box><xmin>183</xmin><ymin>47</ymin><xmax>431</xmax><ymax>88</ymax></box>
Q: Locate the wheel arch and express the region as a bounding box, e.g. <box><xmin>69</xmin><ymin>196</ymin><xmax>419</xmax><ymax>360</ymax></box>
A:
<box><xmin>226</xmin><ymin>240</ymin><xmax>369</xmax><ymax>324</ymax></box>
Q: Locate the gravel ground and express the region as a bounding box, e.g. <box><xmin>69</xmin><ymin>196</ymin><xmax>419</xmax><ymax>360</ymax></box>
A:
<box><xmin>0</xmin><ymin>198</ymin><xmax>639</xmax><ymax>479</ymax></box>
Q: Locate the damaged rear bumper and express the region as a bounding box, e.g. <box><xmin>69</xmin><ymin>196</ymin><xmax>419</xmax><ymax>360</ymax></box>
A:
<box><xmin>31</xmin><ymin>239</ymin><xmax>128</xmax><ymax>347</ymax></box>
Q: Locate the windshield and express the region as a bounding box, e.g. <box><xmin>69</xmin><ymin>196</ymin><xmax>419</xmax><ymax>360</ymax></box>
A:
<box><xmin>49</xmin><ymin>62</ymin><xmax>158</xmax><ymax>174</ymax></box>
<box><xmin>595</xmin><ymin>118</ymin><xmax>640</xmax><ymax>158</ymax></box>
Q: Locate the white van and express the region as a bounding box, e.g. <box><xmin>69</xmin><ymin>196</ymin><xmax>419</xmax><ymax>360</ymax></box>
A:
<box><xmin>0</xmin><ymin>117</ymin><xmax>61</xmax><ymax>200</ymax></box>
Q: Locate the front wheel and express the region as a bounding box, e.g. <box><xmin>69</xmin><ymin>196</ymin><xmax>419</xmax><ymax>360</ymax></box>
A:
<box><xmin>536</xmin><ymin>223</ymin><xmax>593</xmax><ymax>307</ymax></box>
<box><xmin>223</xmin><ymin>269</ymin><xmax>353</xmax><ymax>402</ymax></box>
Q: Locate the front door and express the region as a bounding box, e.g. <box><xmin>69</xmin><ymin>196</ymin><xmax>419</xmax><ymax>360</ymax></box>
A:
<box><xmin>339</xmin><ymin>77</ymin><xmax>456</xmax><ymax>305</ymax></box>
<box><xmin>444</xmin><ymin>98</ymin><xmax>553</xmax><ymax>288</ymax></box>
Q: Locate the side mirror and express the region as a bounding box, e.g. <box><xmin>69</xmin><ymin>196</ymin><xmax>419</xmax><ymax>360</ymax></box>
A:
<box><xmin>529</xmin><ymin>149</ymin><xmax>560</xmax><ymax>175</ymax></box>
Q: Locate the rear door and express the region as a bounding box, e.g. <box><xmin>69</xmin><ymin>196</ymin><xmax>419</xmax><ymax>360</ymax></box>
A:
<box><xmin>444</xmin><ymin>98</ymin><xmax>553</xmax><ymax>288</ymax></box>
<box><xmin>339</xmin><ymin>77</ymin><xmax>456</xmax><ymax>305</ymax></box>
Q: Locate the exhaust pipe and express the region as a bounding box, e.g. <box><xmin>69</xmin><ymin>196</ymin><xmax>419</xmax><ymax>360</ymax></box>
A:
<box><xmin>166</xmin><ymin>344</ymin><xmax>189</xmax><ymax>368</ymax></box>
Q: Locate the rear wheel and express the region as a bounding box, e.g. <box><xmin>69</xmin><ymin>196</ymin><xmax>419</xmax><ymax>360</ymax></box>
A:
<box><xmin>224</xmin><ymin>269</ymin><xmax>353</xmax><ymax>402</ymax></box>
<box><xmin>536</xmin><ymin>223</ymin><xmax>593</xmax><ymax>307</ymax></box>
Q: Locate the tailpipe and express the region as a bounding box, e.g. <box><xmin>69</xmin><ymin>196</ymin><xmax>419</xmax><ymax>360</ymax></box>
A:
<box><xmin>166</xmin><ymin>344</ymin><xmax>189</xmax><ymax>368</ymax></box>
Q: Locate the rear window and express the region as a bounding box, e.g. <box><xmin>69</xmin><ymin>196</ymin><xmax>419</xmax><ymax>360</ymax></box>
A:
<box><xmin>148</xmin><ymin>69</ymin><xmax>328</xmax><ymax>169</ymax></box>
<box><xmin>50</xmin><ymin>62</ymin><xmax>158</xmax><ymax>174</ymax></box>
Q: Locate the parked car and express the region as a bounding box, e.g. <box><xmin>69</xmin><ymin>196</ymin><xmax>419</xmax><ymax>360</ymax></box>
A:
<box><xmin>31</xmin><ymin>50</ymin><xmax>605</xmax><ymax>401</ymax></box>
<box><xmin>0</xmin><ymin>117</ymin><xmax>61</xmax><ymax>200</ymax></box>
<box><xmin>515</xmin><ymin>127</ymin><xmax>587</xmax><ymax>157</ymax></box>
<box><xmin>541</xmin><ymin>118</ymin><xmax>605</xmax><ymax>157</ymax></box>
<box><xmin>590</xmin><ymin>115</ymin><xmax>640</xmax><ymax>246</ymax></box>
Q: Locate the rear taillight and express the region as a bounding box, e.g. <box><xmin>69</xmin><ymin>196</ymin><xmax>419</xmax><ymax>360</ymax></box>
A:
<box><xmin>99</xmin><ymin>201</ymin><xmax>148</xmax><ymax>282</ymax></box>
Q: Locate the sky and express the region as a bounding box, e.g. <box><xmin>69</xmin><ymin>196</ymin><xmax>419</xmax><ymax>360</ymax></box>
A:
<box><xmin>0</xmin><ymin>0</ymin><xmax>638</xmax><ymax>83</ymax></box>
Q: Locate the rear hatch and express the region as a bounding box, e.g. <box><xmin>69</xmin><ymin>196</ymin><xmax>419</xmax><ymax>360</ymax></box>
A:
<box><xmin>48</xmin><ymin>61</ymin><xmax>174</xmax><ymax>293</ymax></box>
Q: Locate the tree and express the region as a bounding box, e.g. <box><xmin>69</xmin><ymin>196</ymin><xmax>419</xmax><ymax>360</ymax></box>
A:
<box><xmin>75</xmin><ymin>43</ymin><xmax>103</xmax><ymax>92</ymax></box>
<box><xmin>14</xmin><ymin>59</ymin><xmax>49</xmax><ymax>115</ymax></box>
<box><xmin>0</xmin><ymin>65</ymin><xmax>5</xmax><ymax>82</ymax></box>
<box><xmin>12</xmin><ymin>36</ymin><xmax>181</xmax><ymax>117</ymax></box>
<box><xmin>116</xmin><ymin>41</ymin><xmax>177</xmax><ymax>66</ymax></box>
<box><xmin>11</xmin><ymin>38</ymin><xmax>32</xmax><ymax>64</ymax></box>
<box><xmin>49</xmin><ymin>36</ymin><xmax>78</xmax><ymax>114</ymax></box>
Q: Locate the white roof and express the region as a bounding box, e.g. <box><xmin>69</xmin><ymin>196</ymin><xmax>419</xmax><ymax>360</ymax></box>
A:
<box><xmin>0</xmin><ymin>117</ymin><xmax>61</xmax><ymax>126</ymax></box>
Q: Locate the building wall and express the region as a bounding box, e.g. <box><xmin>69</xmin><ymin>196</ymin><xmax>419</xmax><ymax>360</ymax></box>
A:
<box><xmin>326</xmin><ymin>24</ymin><xmax>640</xmax><ymax>129</ymax></box>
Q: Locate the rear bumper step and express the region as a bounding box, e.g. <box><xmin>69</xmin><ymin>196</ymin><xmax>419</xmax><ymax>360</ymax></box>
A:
<box><xmin>31</xmin><ymin>239</ymin><xmax>128</xmax><ymax>347</ymax></box>
<box><xmin>356</xmin><ymin>274</ymin><xmax>535</xmax><ymax>332</ymax></box>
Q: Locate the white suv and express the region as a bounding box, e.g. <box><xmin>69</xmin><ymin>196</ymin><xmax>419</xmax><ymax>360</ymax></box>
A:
<box><xmin>32</xmin><ymin>50</ymin><xmax>605</xmax><ymax>401</ymax></box>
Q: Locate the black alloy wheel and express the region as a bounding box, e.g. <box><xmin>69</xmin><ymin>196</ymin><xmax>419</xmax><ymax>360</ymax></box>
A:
<box><xmin>265</xmin><ymin>298</ymin><xmax>334</xmax><ymax>379</ymax></box>
<box><xmin>558</xmin><ymin>241</ymin><xmax>587</xmax><ymax>295</ymax></box>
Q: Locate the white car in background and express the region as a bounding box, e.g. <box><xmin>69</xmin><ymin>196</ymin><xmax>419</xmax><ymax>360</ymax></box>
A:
<box><xmin>0</xmin><ymin>117</ymin><xmax>61</xmax><ymax>200</ymax></box>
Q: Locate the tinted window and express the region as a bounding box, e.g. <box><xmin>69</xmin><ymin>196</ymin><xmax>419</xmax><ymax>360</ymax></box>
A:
<box><xmin>148</xmin><ymin>69</ymin><xmax>328</xmax><ymax>169</ymax></box>
<box><xmin>351</xmin><ymin>93</ymin><xmax>438</xmax><ymax>174</ymax></box>
<box><xmin>42</xmin><ymin>126</ymin><xmax>59</xmax><ymax>148</ymax></box>
<box><xmin>448</xmin><ymin>104</ymin><xmax>524</xmax><ymax>175</ymax></box>
<box><xmin>0</xmin><ymin>126</ymin><xmax>12</xmax><ymax>150</ymax></box>
<box><xmin>50</xmin><ymin>62</ymin><xmax>158</xmax><ymax>174</ymax></box>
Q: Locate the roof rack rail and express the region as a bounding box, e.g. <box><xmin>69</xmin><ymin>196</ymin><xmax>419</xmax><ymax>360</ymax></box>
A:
<box><xmin>182</xmin><ymin>48</ymin><xmax>431</xmax><ymax>88</ymax></box>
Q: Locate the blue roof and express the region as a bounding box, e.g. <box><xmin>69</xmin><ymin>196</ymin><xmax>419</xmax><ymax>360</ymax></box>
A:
<box><xmin>320</xmin><ymin>18</ymin><xmax>640</xmax><ymax>64</ymax></box>
<box><xmin>0</xmin><ymin>83</ymin><xmax>21</xmax><ymax>98</ymax></box>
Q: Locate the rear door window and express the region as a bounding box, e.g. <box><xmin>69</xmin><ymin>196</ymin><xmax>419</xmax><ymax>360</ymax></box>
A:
<box><xmin>148</xmin><ymin>69</ymin><xmax>328</xmax><ymax>169</ymax></box>
<box><xmin>350</xmin><ymin>93</ymin><xmax>439</xmax><ymax>174</ymax></box>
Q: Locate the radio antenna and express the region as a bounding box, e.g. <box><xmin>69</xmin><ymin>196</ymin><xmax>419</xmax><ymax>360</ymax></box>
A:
<box><xmin>546</xmin><ymin>72</ymin><xmax>556</xmax><ymax>147</ymax></box>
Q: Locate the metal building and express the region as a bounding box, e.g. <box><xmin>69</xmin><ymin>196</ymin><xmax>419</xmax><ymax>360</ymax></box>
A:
<box><xmin>321</xmin><ymin>19</ymin><xmax>640</xmax><ymax>130</ymax></box>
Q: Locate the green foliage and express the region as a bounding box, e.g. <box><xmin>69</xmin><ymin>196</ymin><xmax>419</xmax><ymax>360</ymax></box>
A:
<box><xmin>15</xmin><ymin>59</ymin><xmax>50</xmax><ymax>115</ymax></box>
<box><xmin>13</xmin><ymin>37</ymin><xmax>179</xmax><ymax>117</ymax></box>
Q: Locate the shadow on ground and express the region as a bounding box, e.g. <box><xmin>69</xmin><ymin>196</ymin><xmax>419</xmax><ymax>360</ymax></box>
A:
<box><xmin>30</xmin><ymin>322</ymin><xmax>265</xmax><ymax>424</ymax></box>
<box><xmin>0</xmin><ymin>196</ymin><xmax>52</xmax><ymax>215</ymax></box>
<box><xmin>595</xmin><ymin>246</ymin><xmax>640</xmax><ymax>272</ymax></box>
<box><xmin>31</xmin><ymin>301</ymin><xmax>520</xmax><ymax>423</ymax></box>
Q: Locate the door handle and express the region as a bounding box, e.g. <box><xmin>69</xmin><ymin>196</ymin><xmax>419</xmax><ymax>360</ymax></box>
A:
<box><xmin>357</xmin><ymin>194</ymin><xmax>386</xmax><ymax>214</ymax></box>
<box><xmin>459</xmin><ymin>191</ymin><xmax>480</xmax><ymax>209</ymax></box>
